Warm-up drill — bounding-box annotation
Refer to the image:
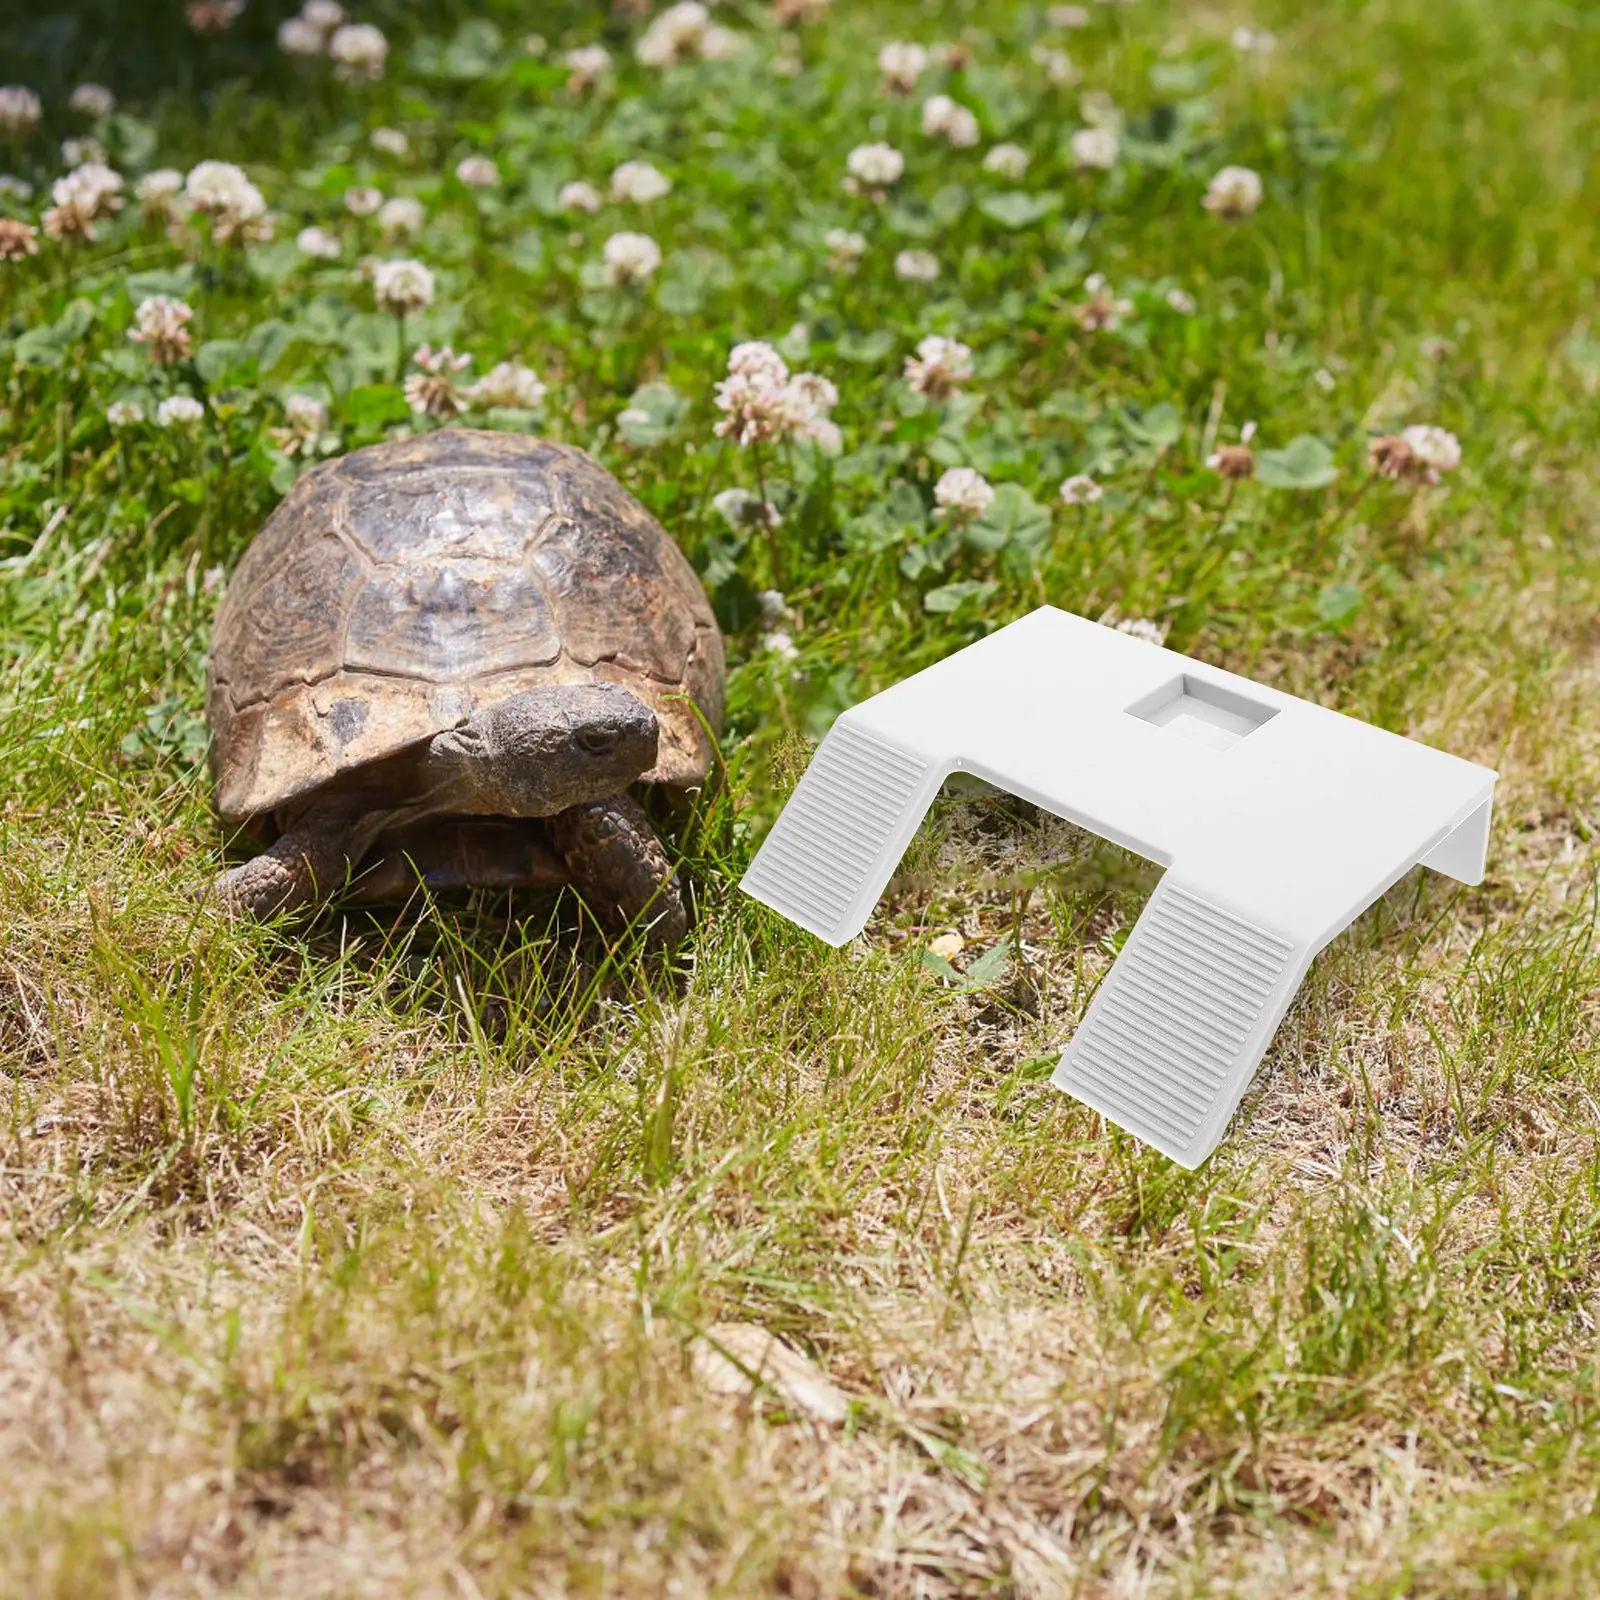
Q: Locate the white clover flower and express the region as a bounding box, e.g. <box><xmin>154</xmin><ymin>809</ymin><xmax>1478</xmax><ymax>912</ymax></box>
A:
<box><xmin>472</xmin><ymin>359</ymin><xmax>547</xmax><ymax>410</ymax></box>
<box><xmin>602</xmin><ymin>230</ymin><xmax>662</xmax><ymax>285</ymax></box>
<box><xmin>788</xmin><ymin>370</ymin><xmax>838</xmax><ymax>415</ymax></box>
<box><xmin>0</xmin><ymin>176</ymin><xmax>35</xmax><ymax>202</ymax></box>
<box><xmin>1080</xmin><ymin>89</ymin><xmax>1119</xmax><ymax>125</ymax></box>
<box><xmin>134</xmin><ymin>167</ymin><xmax>187</xmax><ymax>225</ymax></box>
<box><xmin>700</xmin><ymin>24</ymin><xmax>747</xmax><ymax>59</ymax></box>
<box><xmin>187</xmin><ymin>1</ymin><xmax>246</xmax><ymax>30</ymax></box>
<box><xmin>728</xmin><ymin>340</ymin><xmax>789</xmax><ymax>385</ymax></box>
<box><xmin>1114</xmin><ymin>616</ymin><xmax>1165</xmax><ymax>643</ymax></box>
<box><xmin>611</xmin><ymin>160</ymin><xmax>671</xmax><ymax>204</ymax></box>
<box><xmin>456</xmin><ymin>155</ymin><xmax>500</xmax><ymax>190</ymax></box>
<box><xmin>328</xmin><ymin>22</ymin><xmax>388</xmax><ymax>82</ymax></box>
<box><xmin>1030</xmin><ymin>45</ymin><xmax>1077</xmax><ymax>85</ymax></box>
<box><xmin>44</xmin><ymin>161</ymin><xmax>123</xmax><ymax>239</ymax></box>
<box><xmin>1075</xmin><ymin>272</ymin><xmax>1132</xmax><ymax>331</ymax></box>
<box><xmin>278</xmin><ymin>16</ymin><xmax>325</xmax><ymax>55</ymax></box>
<box><xmin>54</xmin><ymin>161</ymin><xmax>120</xmax><ymax>211</ymax></box>
<box><xmin>270</xmin><ymin>392</ymin><xmax>335</xmax><ymax>456</ymax></box>
<box><xmin>824</xmin><ymin>227</ymin><xmax>865</xmax><ymax>272</ymax></box>
<box><xmin>1206</xmin><ymin>439</ymin><xmax>1256</xmax><ymax>479</ymax></box>
<box><xmin>1071</xmin><ymin>126</ymin><xmax>1119</xmax><ymax>170</ymax></box>
<box><xmin>713</xmin><ymin>342</ymin><xmax>839</xmax><ymax>447</ymax></box>
<box><xmin>921</xmin><ymin>94</ymin><xmax>980</xmax><ymax>148</ymax></box>
<box><xmin>371</xmin><ymin>256</ymin><xmax>435</xmax><ymax>315</ymax></box>
<box><xmin>894</xmin><ymin>249</ymin><xmax>939</xmax><ymax>282</ymax></box>
<box><xmin>106</xmin><ymin>399</ymin><xmax>144</xmax><ymax>427</ymax></box>
<box><xmin>404</xmin><ymin>344</ymin><xmax>472</xmax><ymax>417</ymax></box>
<box><xmin>136</xmin><ymin>169</ymin><xmax>184</xmax><ymax>203</ymax></box>
<box><xmin>301</xmin><ymin>0</ymin><xmax>345</xmax><ymax>29</ymax></box>
<box><xmin>877</xmin><ymin>40</ymin><xmax>928</xmax><ymax>95</ymax></box>
<box><xmin>756</xmin><ymin>588</ymin><xmax>793</xmax><ymax>623</ymax></box>
<box><xmin>1203</xmin><ymin>164</ymin><xmax>1263</xmax><ymax>218</ymax></box>
<box><xmin>1060</xmin><ymin>473</ymin><xmax>1103</xmax><ymax>504</ymax></box>
<box><xmin>70</xmin><ymin>83</ymin><xmax>115</xmax><ymax>118</ymax></box>
<box><xmin>1165</xmin><ymin>287</ymin><xmax>1197</xmax><ymax>314</ymax></box>
<box><xmin>712</xmin><ymin>488</ymin><xmax>781</xmax><ymax>530</ymax></box>
<box><xmin>930</xmin><ymin>39</ymin><xmax>975</xmax><ymax>71</ymax></box>
<box><xmin>54</xmin><ymin>160</ymin><xmax>123</xmax><ymax>213</ymax></box>
<box><xmin>559</xmin><ymin>180</ymin><xmax>602</xmax><ymax>214</ymax></box>
<box><xmin>156</xmin><ymin>394</ymin><xmax>205</xmax><ymax>427</ymax></box>
<box><xmin>636</xmin><ymin>2</ymin><xmax>712</xmax><ymax>67</ymax></box>
<box><xmin>983</xmin><ymin>143</ymin><xmax>1029</xmax><ymax>180</ymax></box>
<box><xmin>0</xmin><ymin>219</ymin><xmax>39</xmax><ymax>259</ymax></box>
<box><xmin>1401</xmin><ymin>424</ymin><xmax>1462</xmax><ymax>477</ymax></box>
<box><xmin>184</xmin><ymin>160</ymin><xmax>267</xmax><ymax>239</ymax></box>
<box><xmin>523</xmin><ymin>34</ymin><xmax>547</xmax><ymax>56</ymax></box>
<box><xmin>845</xmin><ymin>142</ymin><xmax>904</xmax><ymax>192</ymax></box>
<box><xmin>129</xmin><ymin>294</ymin><xmax>195</xmax><ymax>365</ymax></box>
<box><xmin>296</xmin><ymin>225</ymin><xmax>342</xmax><ymax>260</ymax></box>
<box><xmin>371</xmin><ymin>126</ymin><xmax>410</xmax><ymax>158</ymax></box>
<box><xmin>0</xmin><ymin>87</ymin><xmax>42</xmax><ymax>137</ymax></box>
<box><xmin>764</xmin><ymin>629</ymin><xmax>800</xmax><ymax>662</ymax></box>
<box><xmin>61</xmin><ymin>137</ymin><xmax>107</xmax><ymax>169</ymax></box>
<box><xmin>804</xmin><ymin>416</ymin><xmax>843</xmax><ymax>453</ymax></box>
<box><xmin>376</xmin><ymin>195</ymin><xmax>424</xmax><ymax>240</ymax></box>
<box><xmin>1048</xmin><ymin>3</ymin><xmax>1090</xmax><ymax>24</ymax></box>
<box><xmin>565</xmin><ymin>43</ymin><xmax>611</xmax><ymax>89</ymax></box>
<box><xmin>772</xmin><ymin>36</ymin><xmax>804</xmax><ymax>76</ymax></box>
<box><xmin>934</xmin><ymin>466</ymin><xmax>994</xmax><ymax>521</ymax></box>
<box><xmin>904</xmin><ymin>334</ymin><xmax>973</xmax><ymax>400</ymax></box>
<box><xmin>1232</xmin><ymin>25</ymin><xmax>1276</xmax><ymax>55</ymax></box>
<box><xmin>41</xmin><ymin>204</ymin><xmax>90</xmax><ymax>244</ymax></box>
<box><xmin>285</xmin><ymin>393</ymin><xmax>330</xmax><ymax>430</ymax></box>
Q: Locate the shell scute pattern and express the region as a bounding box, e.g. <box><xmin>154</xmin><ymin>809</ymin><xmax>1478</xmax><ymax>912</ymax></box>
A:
<box><xmin>207</xmin><ymin>430</ymin><xmax>725</xmax><ymax>826</ymax></box>
<box><xmin>213</xmin><ymin>526</ymin><xmax>368</xmax><ymax>710</ymax></box>
<box><xmin>344</xmin><ymin>560</ymin><xmax>561</xmax><ymax>681</ymax></box>
<box><xmin>339</xmin><ymin>472</ymin><xmax>557</xmax><ymax>566</ymax></box>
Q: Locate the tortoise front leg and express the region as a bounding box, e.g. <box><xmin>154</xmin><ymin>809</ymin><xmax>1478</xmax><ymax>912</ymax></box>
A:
<box><xmin>548</xmin><ymin>795</ymin><xmax>688</xmax><ymax>949</ymax></box>
<box><xmin>214</xmin><ymin>809</ymin><xmax>356</xmax><ymax>919</ymax></box>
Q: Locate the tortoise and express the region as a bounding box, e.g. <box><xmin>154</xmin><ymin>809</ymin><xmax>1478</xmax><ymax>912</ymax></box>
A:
<box><xmin>206</xmin><ymin>428</ymin><xmax>725</xmax><ymax>945</ymax></box>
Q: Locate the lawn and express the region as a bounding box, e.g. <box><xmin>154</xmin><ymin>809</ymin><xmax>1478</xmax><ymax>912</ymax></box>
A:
<box><xmin>3</xmin><ymin>0</ymin><xmax>1600</xmax><ymax>1594</ymax></box>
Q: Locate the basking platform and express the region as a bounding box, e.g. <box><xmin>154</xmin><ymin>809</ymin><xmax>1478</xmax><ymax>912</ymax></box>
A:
<box><xmin>742</xmin><ymin>607</ymin><xmax>1496</xmax><ymax>1168</ymax></box>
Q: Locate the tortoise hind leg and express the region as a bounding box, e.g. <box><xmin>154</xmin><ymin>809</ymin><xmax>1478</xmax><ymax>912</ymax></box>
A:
<box><xmin>548</xmin><ymin>795</ymin><xmax>688</xmax><ymax>949</ymax></box>
<box><xmin>214</xmin><ymin>809</ymin><xmax>356</xmax><ymax>919</ymax></box>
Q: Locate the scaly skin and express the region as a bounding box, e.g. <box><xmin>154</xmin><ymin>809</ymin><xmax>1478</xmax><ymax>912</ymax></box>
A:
<box><xmin>549</xmin><ymin>794</ymin><xmax>687</xmax><ymax>948</ymax></box>
<box><xmin>213</xmin><ymin>811</ymin><xmax>355</xmax><ymax>918</ymax></box>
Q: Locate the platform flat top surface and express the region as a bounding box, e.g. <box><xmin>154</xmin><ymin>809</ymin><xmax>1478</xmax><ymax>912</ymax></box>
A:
<box><xmin>845</xmin><ymin>608</ymin><xmax>1496</xmax><ymax>946</ymax></box>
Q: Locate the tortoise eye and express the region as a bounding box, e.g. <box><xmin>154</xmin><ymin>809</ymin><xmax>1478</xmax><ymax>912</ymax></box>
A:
<box><xmin>577</xmin><ymin>728</ymin><xmax>616</xmax><ymax>754</ymax></box>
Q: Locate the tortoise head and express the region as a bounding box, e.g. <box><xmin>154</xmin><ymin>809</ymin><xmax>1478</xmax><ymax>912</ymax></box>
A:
<box><xmin>426</xmin><ymin>683</ymin><xmax>659</xmax><ymax>818</ymax></box>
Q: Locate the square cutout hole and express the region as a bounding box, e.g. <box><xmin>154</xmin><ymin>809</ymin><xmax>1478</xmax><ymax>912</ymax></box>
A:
<box><xmin>1127</xmin><ymin>674</ymin><xmax>1278</xmax><ymax>752</ymax></box>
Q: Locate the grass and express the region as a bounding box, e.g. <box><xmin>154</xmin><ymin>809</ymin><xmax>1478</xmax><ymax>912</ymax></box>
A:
<box><xmin>3</xmin><ymin>0</ymin><xmax>1600</xmax><ymax>1593</ymax></box>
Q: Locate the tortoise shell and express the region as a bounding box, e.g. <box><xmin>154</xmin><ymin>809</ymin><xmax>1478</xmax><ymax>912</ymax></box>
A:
<box><xmin>207</xmin><ymin>429</ymin><xmax>724</xmax><ymax>829</ymax></box>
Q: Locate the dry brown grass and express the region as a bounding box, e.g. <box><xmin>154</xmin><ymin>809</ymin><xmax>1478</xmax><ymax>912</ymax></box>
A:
<box><xmin>6</xmin><ymin>601</ymin><xmax>1600</xmax><ymax>1596</ymax></box>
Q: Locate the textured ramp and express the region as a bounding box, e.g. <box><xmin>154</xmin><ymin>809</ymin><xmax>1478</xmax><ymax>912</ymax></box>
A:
<box><xmin>741</xmin><ymin>722</ymin><xmax>934</xmax><ymax>945</ymax></box>
<box><xmin>1053</xmin><ymin>882</ymin><xmax>1305</xmax><ymax>1166</ymax></box>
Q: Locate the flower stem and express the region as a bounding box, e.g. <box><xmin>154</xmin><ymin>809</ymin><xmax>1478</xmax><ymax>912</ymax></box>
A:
<box><xmin>751</xmin><ymin>440</ymin><xmax>782</xmax><ymax>589</ymax></box>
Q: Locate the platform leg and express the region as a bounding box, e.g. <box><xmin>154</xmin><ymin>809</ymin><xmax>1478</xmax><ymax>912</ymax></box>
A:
<box><xmin>740</xmin><ymin>720</ymin><xmax>943</xmax><ymax>946</ymax></box>
<box><xmin>1051</xmin><ymin>879</ymin><xmax>1310</xmax><ymax>1167</ymax></box>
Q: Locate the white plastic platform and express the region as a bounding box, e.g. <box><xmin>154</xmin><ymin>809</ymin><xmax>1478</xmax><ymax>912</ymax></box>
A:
<box><xmin>741</xmin><ymin>607</ymin><xmax>1496</xmax><ymax>1167</ymax></box>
